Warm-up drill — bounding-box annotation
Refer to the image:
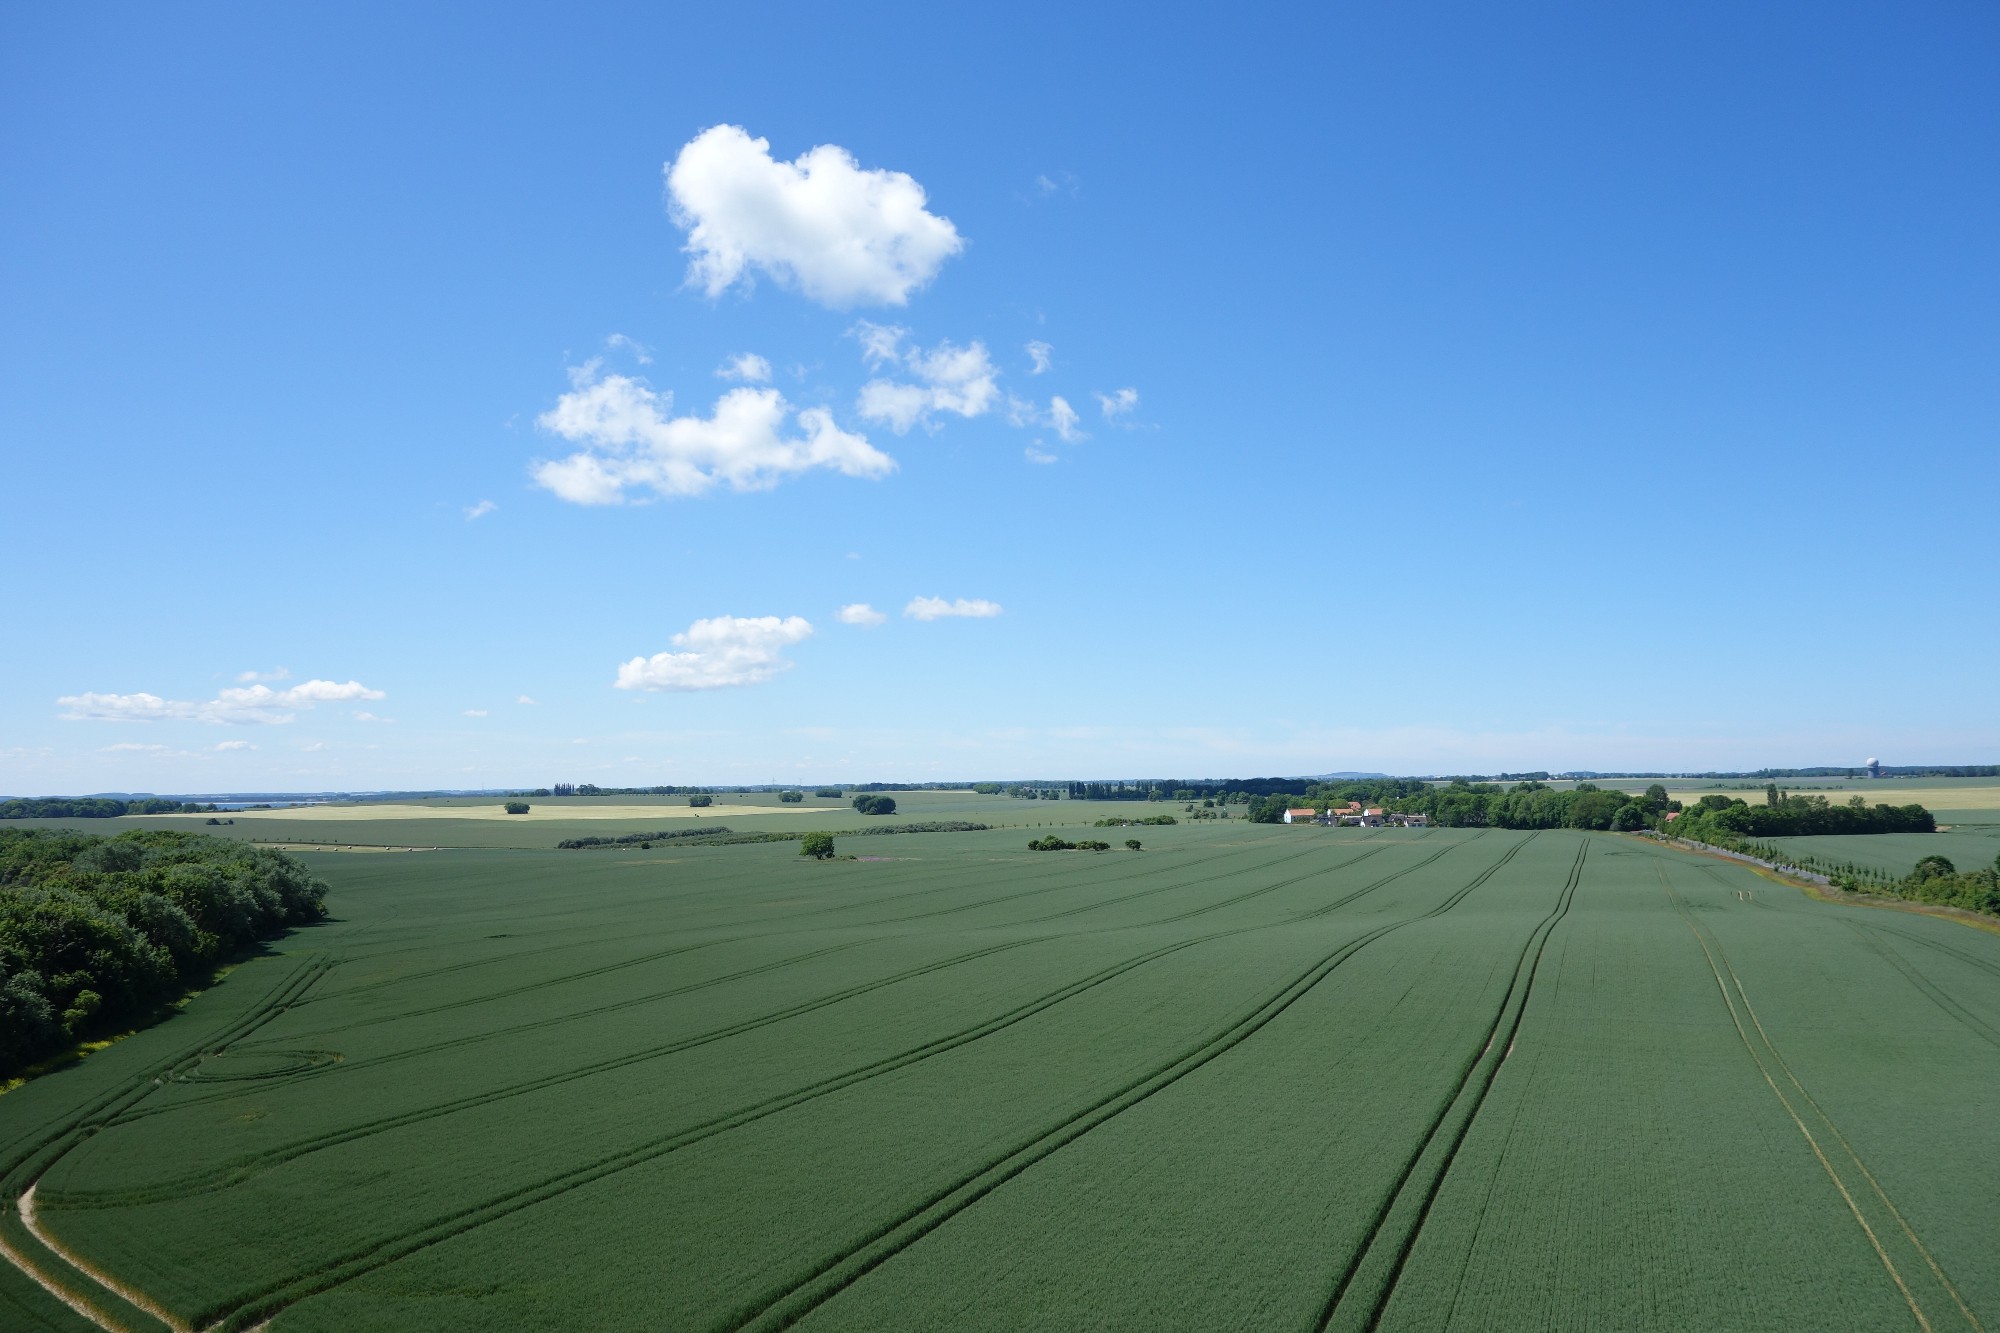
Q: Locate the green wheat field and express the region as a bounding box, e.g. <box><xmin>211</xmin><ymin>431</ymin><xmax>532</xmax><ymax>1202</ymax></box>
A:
<box><xmin>4</xmin><ymin>804</ymin><xmax>1998</xmax><ymax>1331</ymax></box>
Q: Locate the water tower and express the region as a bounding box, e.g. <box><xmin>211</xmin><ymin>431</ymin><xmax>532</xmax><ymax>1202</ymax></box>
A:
<box><xmin>1866</xmin><ymin>757</ymin><xmax>1881</xmax><ymax>779</ymax></box>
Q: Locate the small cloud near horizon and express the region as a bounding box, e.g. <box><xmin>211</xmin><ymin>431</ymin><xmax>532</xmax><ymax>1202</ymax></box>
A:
<box><xmin>904</xmin><ymin>596</ymin><xmax>1003</xmax><ymax>621</ymax></box>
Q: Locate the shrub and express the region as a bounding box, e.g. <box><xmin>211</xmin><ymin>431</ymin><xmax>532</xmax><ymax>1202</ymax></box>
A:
<box><xmin>779</xmin><ymin>790</ymin><xmax>804</xmax><ymax>804</ymax></box>
<box><xmin>1028</xmin><ymin>836</ymin><xmax>1075</xmax><ymax>851</ymax></box>
<box><xmin>503</xmin><ymin>801</ymin><xmax>530</xmax><ymax>815</ymax></box>
<box><xmin>1126</xmin><ymin>839</ymin><xmax>1142</xmax><ymax>851</ymax></box>
<box><xmin>814</xmin><ymin>788</ymin><xmax>843</xmax><ymax>799</ymax></box>
<box><xmin>800</xmin><ymin>831</ymin><xmax>835</xmax><ymax>860</ymax></box>
<box><xmin>852</xmin><ymin>795</ymin><xmax>897</xmax><ymax>816</ymax></box>
<box><xmin>688</xmin><ymin>795</ymin><xmax>714</xmax><ymax>808</ymax></box>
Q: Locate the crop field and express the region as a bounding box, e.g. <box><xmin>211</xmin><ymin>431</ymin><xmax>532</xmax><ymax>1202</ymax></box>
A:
<box><xmin>1764</xmin><ymin>825</ymin><xmax>2000</xmax><ymax>880</ymax></box>
<box><xmin>4</xmin><ymin>814</ymin><xmax>1999</xmax><ymax>1331</ymax></box>
<box><xmin>7</xmin><ymin>791</ymin><xmax>1093</xmax><ymax>851</ymax></box>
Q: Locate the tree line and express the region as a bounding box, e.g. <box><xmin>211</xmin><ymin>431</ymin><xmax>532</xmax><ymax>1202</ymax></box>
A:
<box><xmin>2</xmin><ymin>797</ymin><xmax>216</xmax><ymax>820</ymax></box>
<box><xmin>0</xmin><ymin>829</ymin><xmax>327</xmax><ymax>1078</ymax></box>
<box><xmin>1671</xmin><ymin>792</ymin><xmax>1934</xmax><ymax>839</ymax></box>
<box><xmin>1849</xmin><ymin>854</ymin><xmax>2000</xmax><ymax>917</ymax></box>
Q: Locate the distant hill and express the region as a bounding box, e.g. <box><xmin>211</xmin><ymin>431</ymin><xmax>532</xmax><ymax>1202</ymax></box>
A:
<box><xmin>1306</xmin><ymin>772</ymin><xmax>1388</xmax><ymax>781</ymax></box>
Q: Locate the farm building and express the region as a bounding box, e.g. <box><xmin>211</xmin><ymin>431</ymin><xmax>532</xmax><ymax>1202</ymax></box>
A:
<box><xmin>1281</xmin><ymin>808</ymin><xmax>1316</xmax><ymax>824</ymax></box>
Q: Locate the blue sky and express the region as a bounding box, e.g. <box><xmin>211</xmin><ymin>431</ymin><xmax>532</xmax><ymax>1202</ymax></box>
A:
<box><xmin>3</xmin><ymin>2</ymin><xmax>1996</xmax><ymax>793</ymax></box>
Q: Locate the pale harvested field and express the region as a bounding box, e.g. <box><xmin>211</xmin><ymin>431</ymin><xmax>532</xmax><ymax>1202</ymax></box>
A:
<box><xmin>1662</xmin><ymin>783</ymin><xmax>2000</xmax><ymax>812</ymax></box>
<box><xmin>157</xmin><ymin>802</ymin><xmax>812</xmax><ymax>822</ymax></box>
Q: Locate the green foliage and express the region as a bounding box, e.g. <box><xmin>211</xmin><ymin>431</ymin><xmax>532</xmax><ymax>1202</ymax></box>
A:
<box><xmin>1124</xmin><ymin>839</ymin><xmax>1142</xmax><ymax>851</ymax></box>
<box><xmin>852</xmin><ymin>794</ymin><xmax>898</xmax><ymax>816</ymax></box>
<box><xmin>1</xmin><ymin>796</ymin><xmax>211</xmax><ymax>819</ymax></box>
<box><xmin>503</xmin><ymin>802</ymin><xmax>530</xmax><ymax>815</ymax></box>
<box><xmin>778</xmin><ymin>791</ymin><xmax>804</xmax><ymax>804</ymax></box>
<box><xmin>687</xmin><ymin>795</ymin><xmax>714</xmax><ymax>808</ymax></box>
<box><xmin>799</xmin><ymin>832</ymin><xmax>835</xmax><ymax>860</ymax></box>
<box><xmin>1027</xmin><ymin>836</ymin><xmax>1075</xmax><ymax>851</ymax></box>
<box><xmin>813</xmin><ymin>788</ymin><xmax>843</xmax><ymax>798</ymax></box>
<box><xmin>1674</xmin><ymin>794</ymin><xmax>1933</xmax><ymax>839</ymax></box>
<box><xmin>1840</xmin><ymin>853</ymin><xmax>2000</xmax><ymax>917</ymax></box>
<box><xmin>0</xmin><ymin>829</ymin><xmax>326</xmax><ymax>1077</ymax></box>
<box><xmin>1093</xmin><ymin>815</ymin><xmax>1177</xmax><ymax>827</ymax></box>
<box><xmin>556</xmin><ymin>821</ymin><xmax>988</xmax><ymax>851</ymax></box>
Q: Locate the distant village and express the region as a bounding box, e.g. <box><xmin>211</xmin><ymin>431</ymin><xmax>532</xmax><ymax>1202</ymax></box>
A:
<box><xmin>1283</xmin><ymin>801</ymin><xmax>1430</xmax><ymax>828</ymax></box>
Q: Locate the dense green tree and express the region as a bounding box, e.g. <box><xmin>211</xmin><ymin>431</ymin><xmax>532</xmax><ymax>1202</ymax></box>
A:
<box><xmin>0</xmin><ymin>829</ymin><xmax>326</xmax><ymax>1078</ymax></box>
<box><xmin>799</xmin><ymin>831</ymin><xmax>835</xmax><ymax>860</ymax></box>
<box><xmin>504</xmin><ymin>801</ymin><xmax>529</xmax><ymax>814</ymax></box>
<box><xmin>688</xmin><ymin>794</ymin><xmax>714</xmax><ymax>807</ymax></box>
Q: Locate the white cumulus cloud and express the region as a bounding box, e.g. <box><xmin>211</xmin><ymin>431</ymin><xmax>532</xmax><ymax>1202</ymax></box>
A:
<box><xmin>837</xmin><ymin>603</ymin><xmax>887</xmax><ymax>626</ymax></box>
<box><xmin>904</xmin><ymin>596</ymin><xmax>1003</xmax><ymax>621</ymax></box>
<box><xmin>666</xmin><ymin>124</ymin><xmax>962</xmax><ymax>308</ymax></box>
<box><xmin>58</xmin><ymin>679</ymin><xmax>385</xmax><ymax>726</ymax></box>
<box><xmin>534</xmin><ymin>368</ymin><xmax>893</xmax><ymax>504</ymax></box>
<box><xmin>851</xmin><ymin>322</ymin><xmax>999</xmax><ymax>434</ymax></box>
<box><xmin>615</xmin><ymin>615</ymin><xmax>814</xmax><ymax>691</ymax></box>
<box><xmin>716</xmin><ymin>352</ymin><xmax>773</xmax><ymax>383</ymax></box>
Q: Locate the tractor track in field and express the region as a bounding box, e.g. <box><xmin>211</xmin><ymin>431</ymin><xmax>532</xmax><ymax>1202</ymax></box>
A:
<box><xmin>697</xmin><ymin>835</ymin><xmax>1534</xmax><ymax>1333</ymax></box>
<box><xmin>290</xmin><ymin>839</ymin><xmax>1289</xmax><ymax>1025</ymax></box>
<box><xmin>131</xmin><ymin>835</ymin><xmax>1511</xmax><ymax>1332</ymax></box>
<box><xmin>1864</xmin><ymin>922</ymin><xmax>2000</xmax><ymax>985</ymax></box>
<box><xmin>1312</xmin><ymin>836</ymin><xmax>1583</xmax><ymax>1333</ymax></box>
<box><xmin>59</xmin><ymin>838</ymin><xmax>1430</xmax><ymax>1206</ymax></box>
<box><xmin>110</xmin><ymin>839</ymin><xmax>1379</xmax><ymax>1124</ymax></box>
<box><xmin>1658</xmin><ymin>858</ymin><xmax>1984</xmax><ymax>1333</ymax></box>
<box><xmin>1845</xmin><ymin>925</ymin><xmax>2000</xmax><ymax>1053</ymax></box>
<box><xmin>0</xmin><ymin>954</ymin><xmax>339</xmax><ymax>1333</ymax></box>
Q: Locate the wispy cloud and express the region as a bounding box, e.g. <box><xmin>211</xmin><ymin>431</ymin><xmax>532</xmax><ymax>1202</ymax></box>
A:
<box><xmin>605</xmin><ymin>332</ymin><xmax>653</xmax><ymax>364</ymax></box>
<box><xmin>463</xmin><ymin>709</ymin><xmax>489</xmax><ymax>717</ymax></box>
<box><xmin>1095</xmin><ymin>387</ymin><xmax>1139</xmax><ymax>418</ymax></box>
<box><xmin>237</xmin><ymin>667</ymin><xmax>291</xmax><ymax>683</ymax></box>
<box><xmin>59</xmin><ymin>679</ymin><xmax>386</xmax><ymax>726</ymax></box>
<box><xmin>1025</xmin><ymin>445</ymin><xmax>1058</xmax><ymax>464</ymax></box>
<box><xmin>465</xmin><ymin>499</ymin><xmax>499</xmax><ymax>521</ymax></box>
<box><xmin>837</xmin><ymin>603</ymin><xmax>887</xmax><ymax>626</ymax></box>
<box><xmin>1025</xmin><ymin>340</ymin><xmax>1053</xmax><ymax>375</ymax></box>
<box><xmin>904</xmin><ymin>596</ymin><xmax>1003</xmax><ymax>621</ymax></box>
<box><xmin>667</xmin><ymin>125</ymin><xmax>963</xmax><ymax>308</ymax></box>
<box><xmin>517</xmin><ymin>695</ymin><xmax>537</xmax><ymax>705</ymax></box>
<box><xmin>851</xmin><ymin>323</ymin><xmax>999</xmax><ymax>434</ymax></box>
<box><xmin>1007</xmin><ymin>394</ymin><xmax>1087</xmax><ymax>443</ymax></box>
